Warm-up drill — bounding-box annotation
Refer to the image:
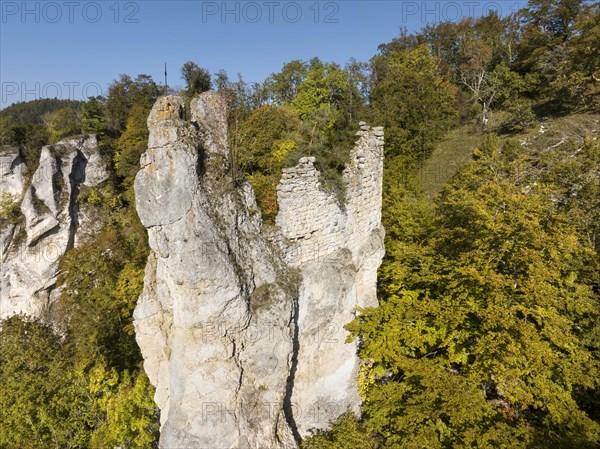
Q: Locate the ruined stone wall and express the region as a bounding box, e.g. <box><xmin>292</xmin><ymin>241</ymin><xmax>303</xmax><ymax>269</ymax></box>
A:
<box><xmin>274</xmin><ymin>123</ymin><xmax>385</xmax><ymax>436</ymax></box>
<box><xmin>276</xmin><ymin>123</ymin><xmax>384</xmax><ymax>267</ymax></box>
<box><xmin>276</xmin><ymin>156</ymin><xmax>345</xmax><ymax>265</ymax></box>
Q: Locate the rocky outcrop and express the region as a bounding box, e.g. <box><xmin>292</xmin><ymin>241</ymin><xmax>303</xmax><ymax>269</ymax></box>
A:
<box><xmin>134</xmin><ymin>94</ymin><xmax>298</xmax><ymax>448</ymax></box>
<box><xmin>0</xmin><ymin>146</ymin><xmax>26</xmax><ymax>256</ymax></box>
<box><xmin>134</xmin><ymin>93</ymin><xmax>384</xmax><ymax>448</ymax></box>
<box><xmin>0</xmin><ymin>135</ymin><xmax>109</xmax><ymax>321</ymax></box>
<box><xmin>276</xmin><ymin>122</ymin><xmax>385</xmax><ymax>436</ymax></box>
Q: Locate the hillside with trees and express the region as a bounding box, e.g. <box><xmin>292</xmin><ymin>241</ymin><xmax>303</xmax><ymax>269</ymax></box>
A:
<box><xmin>0</xmin><ymin>0</ymin><xmax>598</xmax><ymax>447</ymax></box>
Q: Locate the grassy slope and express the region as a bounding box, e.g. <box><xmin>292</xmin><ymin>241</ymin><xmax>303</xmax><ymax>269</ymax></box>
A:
<box><xmin>517</xmin><ymin>113</ymin><xmax>600</xmax><ymax>154</ymax></box>
<box><xmin>418</xmin><ymin>124</ymin><xmax>482</xmax><ymax>197</ymax></box>
<box><xmin>419</xmin><ymin>113</ymin><xmax>600</xmax><ymax>197</ymax></box>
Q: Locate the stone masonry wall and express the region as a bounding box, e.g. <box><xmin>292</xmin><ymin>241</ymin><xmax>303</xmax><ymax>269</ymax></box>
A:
<box><xmin>276</xmin><ymin>122</ymin><xmax>384</xmax><ymax>267</ymax></box>
<box><xmin>274</xmin><ymin>122</ymin><xmax>385</xmax><ymax>436</ymax></box>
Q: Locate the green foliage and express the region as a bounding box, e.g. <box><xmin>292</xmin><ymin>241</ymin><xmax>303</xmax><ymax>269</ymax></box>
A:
<box><xmin>57</xmin><ymin>212</ymin><xmax>149</xmax><ymax>371</ymax></box>
<box><xmin>501</xmin><ymin>99</ymin><xmax>536</xmax><ymax>133</ymax></box>
<box><xmin>538</xmin><ymin>131</ymin><xmax>600</xmax><ymax>258</ymax></box>
<box><xmin>378</xmin><ymin>3</ymin><xmax>599</xmax><ymax>122</ymax></box>
<box><xmin>266</xmin><ymin>59</ymin><xmax>367</xmax><ymax>191</ymax></box>
<box><xmin>246</xmin><ymin>172</ymin><xmax>280</xmax><ymax>221</ymax></box>
<box><xmin>265</xmin><ymin>60</ymin><xmax>309</xmax><ymax>105</ymax></box>
<box><xmin>302</xmin><ymin>414</ymin><xmax>380</xmax><ymax>449</ymax></box>
<box><xmin>235</xmin><ymin>105</ymin><xmax>301</xmax><ymax>174</ymax></box>
<box><xmin>0</xmin><ymin>316</ymin><xmax>67</xmax><ymax>448</ymax></box>
<box><xmin>106</xmin><ymin>74</ymin><xmax>160</xmax><ymax>132</ymax></box>
<box><xmin>370</xmin><ymin>45</ymin><xmax>458</xmax><ymax>162</ymax></box>
<box><xmin>286</xmin><ymin>58</ymin><xmax>367</xmax><ymax>197</ymax></box>
<box><xmin>0</xmin><ymin>99</ymin><xmax>82</xmax><ymax>171</ymax></box>
<box><xmin>55</xmin><ymin>74</ymin><xmax>153</xmax><ymax>372</ymax></box>
<box><xmin>235</xmin><ymin>58</ymin><xmax>368</xmax><ymax>217</ymax></box>
<box><xmin>43</xmin><ymin>106</ymin><xmax>82</xmax><ymax>143</ymax></box>
<box><xmin>0</xmin><ymin>193</ymin><xmax>23</xmax><ymax>229</ymax></box>
<box><xmin>89</xmin><ymin>370</ymin><xmax>159</xmax><ymax>449</ymax></box>
<box><xmin>290</xmin><ymin>59</ymin><xmax>347</xmax><ymax>122</ymax></box>
<box><xmin>114</xmin><ymin>103</ymin><xmax>151</xmax><ymax>199</ymax></box>
<box><xmin>181</xmin><ymin>61</ymin><xmax>212</xmax><ymax>98</ymax></box>
<box><xmin>81</xmin><ymin>97</ymin><xmax>108</xmax><ymax>136</ymax></box>
<box><xmin>516</xmin><ymin>0</ymin><xmax>599</xmax><ymax>112</ymax></box>
<box><xmin>0</xmin><ymin>98</ymin><xmax>82</xmax><ymax>124</ymax></box>
<box><xmin>0</xmin><ymin>316</ymin><xmax>158</xmax><ymax>449</ymax></box>
<box><xmin>25</xmin><ymin>168</ymin><xmax>157</xmax><ymax>447</ymax></box>
<box><xmin>339</xmin><ymin>134</ymin><xmax>600</xmax><ymax>448</ymax></box>
<box><xmin>490</xmin><ymin>64</ymin><xmax>530</xmax><ymax>110</ymax></box>
<box><xmin>233</xmin><ymin>105</ymin><xmax>299</xmax><ymax>221</ymax></box>
<box><xmin>516</xmin><ymin>0</ymin><xmax>583</xmax><ymax>75</ymax></box>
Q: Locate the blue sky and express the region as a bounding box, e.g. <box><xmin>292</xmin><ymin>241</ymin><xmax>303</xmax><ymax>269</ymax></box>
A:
<box><xmin>1</xmin><ymin>0</ymin><xmax>526</xmax><ymax>108</ymax></box>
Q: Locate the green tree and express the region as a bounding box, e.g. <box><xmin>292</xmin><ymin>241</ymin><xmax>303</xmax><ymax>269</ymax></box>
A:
<box><xmin>0</xmin><ymin>315</ymin><xmax>158</xmax><ymax>448</ymax></box>
<box><xmin>515</xmin><ymin>0</ymin><xmax>585</xmax><ymax>108</ymax></box>
<box><xmin>114</xmin><ymin>103</ymin><xmax>151</xmax><ymax>200</ymax></box>
<box><xmin>81</xmin><ymin>96</ymin><xmax>108</xmax><ymax>135</ymax></box>
<box><xmin>343</xmin><ymin>136</ymin><xmax>600</xmax><ymax>448</ymax></box>
<box><xmin>235</xmin><ymin>104</ymin><xmax>300</xmax><ymax>220</ymax></box>
<box><xmin>257</xmin><ymin>58</ymin><xmax>368</xmax><ymax>201</ymax></box>
<box><xmin>236</xmin><ymin>104</ymin><xmax>300</xmax><ymax>173</ymax></box>
<box><xmin>289</xmin><ymin>58</ymin><xmax>367</xmax><ymax>197</ymax></box>
<box><xmin>517</xmin><ymin>0</ymin><xmax>583</xmax><ymax>70</ymax></box>
<box><xmin>550</xmin><ymin>2</ymin><xmax>600</xmax><ymax>111</ymax></box>
<box><xmin>457</xmin><ymin>38</ymin><xmax>496</xmax><ymax>127</ymax></box>
<box><xmin>370</xmin><ymin>45</ymin><xmax>458</xmax><ymax>162</ymax></box>
<box><xmin>490</xmin><ymin>64</ymin><xmax>536</xmax><ymax>132</ymax></box>
<box><xmin>106</xmin><ymin>74</ymin><xmax>159</xmax><ymax>132</ymax></box>
<box><xmin>89</xmin><ymin>370</ymin><xmax>159</xmax><ymax>449</ymax></box>
<box><xmin>181</xmin><ymin>61</ymin><xmax>212</xmax><ymax>97</ymax></box>
<box><xmin>56</xmin><ymin>223</ymin><xmax>148</xmax><ymax>372</ymax></box>
<box><xmin>290</xmin><ymin>59</ymin><xmax>348</xmax><ymax>121</ymax></box>
<box><xmin>43</xmin><ymin>106</ymin><xmax>82</xmax><ymax>143</ymax></box>
<box><xmin>0</xmin><ymin>316</ymin><xmax>66</xmax><ymax>448</ymax></box>
<box><xmin>265</xmin><ymin>60</ymin><xmax>309</xmax><ymax>105</ymax></box>
<box><xmin>302</xmin><ymin>414</ymin><xmax>379</xmax><ymax>449</ymax></box>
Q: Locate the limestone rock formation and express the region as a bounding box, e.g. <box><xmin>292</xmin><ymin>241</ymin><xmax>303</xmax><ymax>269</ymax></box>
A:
<box><xmin>276</xmin><ymin>123</ymin><xmax>385</xmax><ymax>436</ymax></box>
<box><xmin>135</xmin><ymin>94</ymin><xmax>298</xmax><ymax>448</ymax></box>
<box><xmin>0</xmin><ymin>135</ymin><xmax>109</xmax><ymax>321</ymax></box>
<box><xmin>134</xmin><ymin>93</ymin><xmax>384</xmax><ymax>448</ymax></box>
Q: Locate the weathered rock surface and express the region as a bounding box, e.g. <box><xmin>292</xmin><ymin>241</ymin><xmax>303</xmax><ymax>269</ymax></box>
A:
<box><xmin>134</xmin><ymin>94</ymin><xmax>384</xmax><ymax>448</ymax></box>
<box><xmin>0</xmin><ymin>135</ymin><xmax>109</xmax><ymax>321</ymax></box>
<box><xmin>134</xmin><ymin>94</ymin><xmax>298</xmax><ymax>448</ymax></box>
<box><xmin>0</xmin><ymin>146</ymin><xmax>26</xmax><ymax>257</ymax></box>
<box><xmin>276</xmin><ymin>123</ymin><xmax>385</xmax><ymax>436</ymax></box>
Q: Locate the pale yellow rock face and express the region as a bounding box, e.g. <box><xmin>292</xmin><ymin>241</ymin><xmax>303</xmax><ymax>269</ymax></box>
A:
<box><xmin>147</xmin><ymin>96</ymin><xmax>185</xmax><ymax>125</ymax></box>
<box><xmin>134</xmin><ymin>94</ymin><xmax>384</xmax><ymax>448</ymax></box>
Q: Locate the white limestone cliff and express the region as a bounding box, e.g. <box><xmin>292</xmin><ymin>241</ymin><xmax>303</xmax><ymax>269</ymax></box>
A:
<box><xmin>133</xmin><ymin>93</ymin><xmax>384</xmax><ymax>448</ymax></box>
<box><xmin>0</xmin><ymin>135</ymin><xmax>109</xmax><ymax>321</ymax></box>
<box><xmin>134</xmin><ymin>94</ymin><xmax>298</xmax><ymax>448</ymax></box>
